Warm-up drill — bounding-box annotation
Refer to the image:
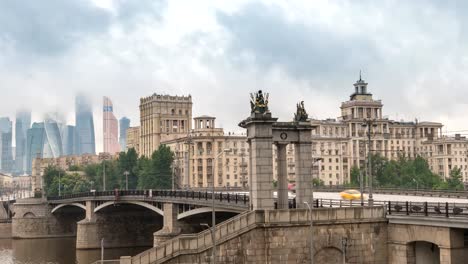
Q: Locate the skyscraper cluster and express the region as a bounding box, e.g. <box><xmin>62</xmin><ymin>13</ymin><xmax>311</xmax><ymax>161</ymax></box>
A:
<box><xmin>0</xmin><ymin>94</ymin><xmax>131</xmax><ymax>176</ymax></box>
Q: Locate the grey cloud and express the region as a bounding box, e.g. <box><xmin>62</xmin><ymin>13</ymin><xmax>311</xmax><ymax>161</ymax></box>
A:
<box><xmin>215</xmin><ymin>0</ymin><xmax>468</xmax><ymax>125</ymax></box>
<box><xmin>0</xmin><ymin>0</ymin><xmax>167</xmax><ymax>57</ymax></box>
<box><xmin>115</xmin><ymin>0</ymin><xmax>167</xmax><ymax>26</ymax></box>
<box><xmin>216</xmin><ymin>2</ymin><xmax>381</xmax><ymax>82</ymax></box>
<box><xmin>0</xmin><ymin>0</ymin><xmax>111</xmax><ymax>56</ymax></box>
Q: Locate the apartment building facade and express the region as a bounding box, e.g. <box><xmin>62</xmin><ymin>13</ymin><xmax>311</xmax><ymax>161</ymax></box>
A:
<box><xmin>139</xmin><ymin>94</ymin><xmax>192</xmax><ymax>157</ymax></box>
<box><xmin>163</xmin><ymin>116</ymin><xmax>249</xmax><ymax>189</ymax></box>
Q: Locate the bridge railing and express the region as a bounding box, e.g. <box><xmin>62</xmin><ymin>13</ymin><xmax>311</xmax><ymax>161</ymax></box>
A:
<box><xmin>47</xmin><ymin>189</ymin><xmax>250</xmax><ymax>206</ymax></box>
<box><xmin>314</xmin><ymin>185</ymin><xmax>468</xmax><ymax>197</ymax></box>
<box><xmin>315</xmin><ymin>198</ymin><xmax>468</xmax><ymax>218</ymax></box>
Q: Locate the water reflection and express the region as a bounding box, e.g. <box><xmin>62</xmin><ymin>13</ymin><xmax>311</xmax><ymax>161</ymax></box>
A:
<box><xmin>0</xmin><ymin>238</ymin><xmax>149</xmax><ymax>264</ymax></box>
<box><xmin>12</xmin><ymin>237</ymin><xmax>76</xmax><ymax>263</ymax></box>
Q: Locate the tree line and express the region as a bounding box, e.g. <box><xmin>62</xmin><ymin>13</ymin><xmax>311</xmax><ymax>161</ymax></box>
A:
<box><xmin>349</xmin><ymin>154</ymin><xmax>465</xmax><ymax>191</ymax></box>
<box><xmin>43</xmin><ymin>145</ymin><xmax>174</xmax><ymax>196</ymax></box>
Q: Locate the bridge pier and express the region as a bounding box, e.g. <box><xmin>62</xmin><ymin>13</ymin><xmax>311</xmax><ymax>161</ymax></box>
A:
<box><xmin>154</xmin><ymin>203</ymin><xmax>194</xmax><ymax>247</ymax></box>
<box><xmin>76</xmin><ymin>201</ymin><xmax>163</xmax><ymax>249</ymax></box>
<box><xmin>12</xmin><ymin>199</ymin><xmax>83</xmax><ymax>238</ymax></box>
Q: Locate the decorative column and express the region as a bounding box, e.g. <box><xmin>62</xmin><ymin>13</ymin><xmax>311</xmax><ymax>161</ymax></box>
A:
<box><xmin>295</xmin><ymin>127</ymin><xmax>313</xmax><ymax>209</ymax></box>
<box><xmin>239</xmin><ymin>112</ymin><xmax>277</xmax><ymax>210</ymax></box>
<box><xmin>276</xmin><ymin>143</ymin><xmax>288</xmax><ymax>209</ymax></box>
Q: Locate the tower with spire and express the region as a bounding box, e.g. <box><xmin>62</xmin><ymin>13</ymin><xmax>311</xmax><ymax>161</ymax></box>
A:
<box><xmin>350</xmin><ymin>71</ymin><xmax>372</xmax><ymax>101</ymax></box>
<box><xmin>340</xmin><ymin>72</ymin><xmax>383</xmax><ymax>121</ymax></box>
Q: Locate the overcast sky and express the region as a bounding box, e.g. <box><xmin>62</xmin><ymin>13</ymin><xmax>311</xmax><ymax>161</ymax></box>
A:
<box><xmin>1</xmin><ymin>0</ymin><xmax>468</xmax><ymax>152</ymax></box>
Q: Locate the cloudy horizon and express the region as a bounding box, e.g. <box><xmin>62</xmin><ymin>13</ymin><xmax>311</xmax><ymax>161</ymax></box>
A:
<box><xmin>2</xmin><ymin>0</ymin><xmax>468</xmax><ymax>152</ymax></box>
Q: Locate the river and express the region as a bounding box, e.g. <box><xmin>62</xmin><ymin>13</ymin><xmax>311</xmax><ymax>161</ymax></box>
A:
<box><xmin>0</xmin><ymin>238</ymin><xmax>149</xmax><ymax>264</ymax></box>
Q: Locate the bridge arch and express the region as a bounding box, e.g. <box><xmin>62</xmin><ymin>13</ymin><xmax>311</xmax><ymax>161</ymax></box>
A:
<box><xmin>314</xmin><ymin>246</ymin><xmax>343</xmax><ymax>264</ymax></box>
<box><xmin>22</xmin><ymin>212</ymin><xmax>36</xmax><ymax>218</ymax></box>
<box><xmin>51</xmin><ymin>203</ymin><xmax>86</xmax><ymax>214</ymax></box>
<box><xmin>94</xmin><ymin>201</ymin><xmax>163</xmax><ymax>216</ymax></box>
<box><xmin>177</xmin><ymin>207</ymin><xmax>241</xmax><ymax>220</ymax></box>
<box><xmin>407</xmin><ymin>240</ymin><xmax>440</xmax><ymax>264</ymax></box>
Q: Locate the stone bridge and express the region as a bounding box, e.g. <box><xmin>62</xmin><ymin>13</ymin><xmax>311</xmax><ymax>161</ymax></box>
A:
<box><xmin>118</xmin><ymin>199</ymin><xmax>468</xmax><ymax>264</ymax></box>
<box><xmin>12</xmin><ymin>190</ymin><xmax>249</xmax><ymax>249</ymax></box>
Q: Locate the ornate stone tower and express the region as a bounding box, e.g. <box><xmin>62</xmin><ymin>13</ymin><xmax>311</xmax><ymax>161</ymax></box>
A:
<box><xmin>240</xmin><ymin>91</ymin><xmax>314</xmax><ymax>210</ymax></box>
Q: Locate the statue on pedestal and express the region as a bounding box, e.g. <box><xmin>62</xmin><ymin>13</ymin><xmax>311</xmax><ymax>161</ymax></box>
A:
<box><xmin>294</xmin><ymin>101</ymin><xmax>308</xmax><ymax>122</ymax></box>
<box><xmin>250</xmin><ymin>90</ymin><xmax>269</xmax><ymax>114</ymax></box>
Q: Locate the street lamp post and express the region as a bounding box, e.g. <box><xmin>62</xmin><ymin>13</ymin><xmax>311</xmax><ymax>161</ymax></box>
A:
<box><xmin>304</xmin><ymin>201</ymin><xmax>314</xmax><ymax>264</ymax></box>
<box><xmin>413</xmin><ymin>178</ymin><xmax>419</xmax><ymax>191</ymax></box>
<box><xmin>360</xmin><ymin>170</ymin><xmax>364</xmax><ymax>206</ymax></box>
<box><xmin>209</xmin><ymin>148</ymin><xmax>232</xmax><ymax>264</ymax></box>
<box><xmin>103</xmin><ymin>161</ymin><xmax>106</xmax><ymax>191</ymax></box>
<box><xmin>361</xmin><ymin>119</ymin><xmax>377</xmax><ymax>206</ymax></box>
<box><xmin>201</xmin><ymin>223</ymin><xmax>215</xmax><ymax>263</ymax></box>
<box><xmin>124</xmin><ymin>171</ymin><xmax>129</xmax><ymax>190</ymax></box>
<box><xmin>58</xmin><ymin>170</ymin><xmax>61</xmax><ymax>196</ymax></box>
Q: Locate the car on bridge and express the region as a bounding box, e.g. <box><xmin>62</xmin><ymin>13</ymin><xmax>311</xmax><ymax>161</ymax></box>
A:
<box><xmin>339</xmin><ymin>189</ymin><xmax>368</xmax><ymax>200</ymax></box>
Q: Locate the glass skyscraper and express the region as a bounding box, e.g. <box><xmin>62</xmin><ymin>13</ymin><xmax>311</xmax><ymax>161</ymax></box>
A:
<box><xmin>119</xmin><ymin>117</ymin><xmax>130</xmax><ymax>151</ymax></box>
<box><xmin>0</xmin><ymin>117</ymin><xmax>13</xmax><ymax>173</ymax></box>
<box><xmin>43</xmin><ymin>118</ymin><xmax>63</xmax><ymax>158</ymax></box>
<box><xmin>26</xmin><ymin>123</ymin><xmax>45</xmax><ymax>174</ymax></box>
<box><xmin>25</xmin><ymin>120</ymin><xmax>65</xmax><ymax>174</ymax></box>
<box><xmin>103</xmin><ymin>96</ymin><xmax>120</xmax><ymax>154</ymax></box>
<box><xmin>62</xmin><ymin>125</ymin><xmax>77</xmax><ymax>156</ymax></box>
<box><xmin>75</xmin><ymin>94</ymin><xmax>96</xmax><ymax>155</ymax></box>
<box><xmin>15</xmin><ymin>110</ymin><xmax>31</xmax><ymax>174</ymax></box>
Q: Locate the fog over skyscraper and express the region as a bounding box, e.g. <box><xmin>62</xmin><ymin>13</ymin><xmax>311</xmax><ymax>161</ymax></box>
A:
<box><xmin>119</xmin><ymin>117</ymin><xmax>130</xmax><ymax>151</ymax></box>
<box><xmin>103</xmin><ymin>96</ymin><xmax>120</xmax><ymax>154</ymax></box>
<box><xmin>0</xmin><ymin>117</ymin><xmax>13</xmax><ymax>173</ymax></box>
<box><xmin>15</xmin><ymin>110</ymin><xmax>31</xmax><ymax>174</ymax></box>
<box><xmin>75</xmin><ymin>94</ymin><xmax>96</xmax><ymax>155</ymax></box>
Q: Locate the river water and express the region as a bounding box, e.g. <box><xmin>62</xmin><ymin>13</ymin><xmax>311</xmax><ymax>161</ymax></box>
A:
<box><xmin>0</xmin><ymin>238</ymin><xmax>149</xmax><ymax>264</ymax></box>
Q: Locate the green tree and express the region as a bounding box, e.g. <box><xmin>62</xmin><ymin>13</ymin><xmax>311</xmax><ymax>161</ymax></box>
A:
<box><xmin>350</xmin><ymin>166</ymin><xmax>361</xmax><ymax>187</ymax></box>
<box><xmin>117</xmin><ymin>148</ymin><xmax>139</xmax><ymax>189</ymax></box>
<box><xmin>43</xmin><ymin>165</ymin><xmax>66</xmax><ymax>196</ymax></box>
<box><xmin>438</xmin><ymin>168</ymin><xmax>465</xmax><ymax>191</ymax></box>
<box><xmin>138</xmin><ymin>145</ymin><xmax>174</xmax><ymax>189</ymax></box>
<box><xmin>312</xmin><ymin>178</ymin><xmax>324</xmax><ymax>187</ymax></box>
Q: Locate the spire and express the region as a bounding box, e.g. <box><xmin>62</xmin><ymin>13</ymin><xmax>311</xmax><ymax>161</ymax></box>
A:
<box><xmin>359</xmin><ymin>70</ymin><xmax>362</xmax><ymax>82</ymax></box>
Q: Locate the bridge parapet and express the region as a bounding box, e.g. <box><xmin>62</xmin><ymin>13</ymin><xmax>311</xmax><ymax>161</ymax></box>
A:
<box><xmin>47</xmin><ymin>190</ymin><xmax>249</xmax><ymax>212</ymax></box>
<box><xmin>127</xmin><ymin>206</ymin><xmax>386</xmax><ymax>264</ymax></box>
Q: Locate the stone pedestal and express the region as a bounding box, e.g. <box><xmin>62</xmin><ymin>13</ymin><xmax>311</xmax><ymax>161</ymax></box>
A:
<box><xmin>240</xmin><ymin>113</ymin><xmax>277</xmax><ymax>211</ymax></box>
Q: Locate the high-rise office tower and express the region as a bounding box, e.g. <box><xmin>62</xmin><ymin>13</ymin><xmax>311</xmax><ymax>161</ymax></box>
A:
<box><xmin>62</xmin><ymin>125</ymin><xmax>77</xmax><ymax>156</ymax></box>
<box><xmin>0</xmin><ymin>117</ymin><xmax>13</xmax><ymax>173</ymax></box>
<box><xmin>43</xmin><ymin>118</ymin><xmax>63</xmax><ymax>158</ymax></box>
<box><xmin>75</xmin><ymin>94</ymin><xmax>96</xmax><ymax>155</ymax></box>
<box><xmin>103</xmin><ymin>97</ymin><xmax>120</xmax><ymax>154</ymax></box>
<box><xmin>26</xmin><ymin>120</ymin><xmax>65</xmax><ymax>174</ymax></box>
<box><xmin>15</xmin><ymin>110</ymin><xmax>31</xmax><ymax>174</ymax></box>
<box><xmin>26</xmin><ymin>123</ymin><xmax>45</xmax><ymax>174</ymax></box>
<box><xmin>119</xmin><ymin>117</ymin><xmax>130</xmax><ymax>151</ymax></box>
